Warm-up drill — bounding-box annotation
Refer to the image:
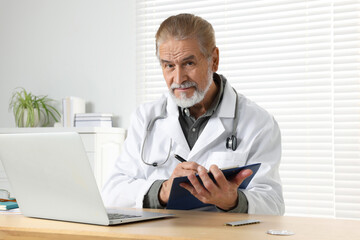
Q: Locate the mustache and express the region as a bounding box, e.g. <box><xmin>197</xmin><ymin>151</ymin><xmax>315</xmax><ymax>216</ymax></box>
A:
<box><xmin>170</xmin><ymin>81</ymin><xmax>198</xmax><ymax>90</ymax></box>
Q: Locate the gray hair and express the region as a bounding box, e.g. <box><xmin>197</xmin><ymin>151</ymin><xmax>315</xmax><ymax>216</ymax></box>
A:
<box><xmin>155</xmin><ymin>13</ymin><xmax>216</xmax><ymax>59</ymax></box>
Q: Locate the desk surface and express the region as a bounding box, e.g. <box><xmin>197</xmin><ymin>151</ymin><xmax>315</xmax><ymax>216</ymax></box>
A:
<box><xmin>0</xmin><ymin>209</ymin><xmax>359</xmax><ymax>240</ymax></box>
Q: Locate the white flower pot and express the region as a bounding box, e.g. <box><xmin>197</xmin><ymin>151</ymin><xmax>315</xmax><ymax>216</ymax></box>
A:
<box><xmin>16</xmin><ymin>109</ymin><xmax>42</xmax><ymax>127</ymax></box>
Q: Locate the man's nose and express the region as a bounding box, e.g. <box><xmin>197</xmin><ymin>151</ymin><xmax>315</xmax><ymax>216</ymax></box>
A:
<box><xmin>174</xmin><ymin>66</ymin><xmax>186</xmax><ymax>84</ymax></box>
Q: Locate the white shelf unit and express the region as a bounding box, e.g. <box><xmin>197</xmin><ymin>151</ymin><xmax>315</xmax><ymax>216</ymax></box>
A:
<box><xmin>0</xmin><ymin>127</ymin><xmax>126</xmax><ymax>195</ymax></box>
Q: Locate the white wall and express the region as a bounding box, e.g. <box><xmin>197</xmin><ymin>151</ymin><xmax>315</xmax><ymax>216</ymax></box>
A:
<box><xmin>0</xmin><ymin>0</ymin><xmax>136</xmax><ymax>128</ymax></box>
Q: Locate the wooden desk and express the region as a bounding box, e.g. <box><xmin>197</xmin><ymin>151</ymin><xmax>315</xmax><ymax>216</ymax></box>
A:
<box><xmin>0</xmin><ymin>209</ymin><xmax>359</xmax><ymax>240</ymax></box>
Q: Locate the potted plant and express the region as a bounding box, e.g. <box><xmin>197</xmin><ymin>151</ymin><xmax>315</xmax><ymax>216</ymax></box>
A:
<box><xmin>9</xmin><ymin>88</ymin><xmax>61</xmax><ymax>127</ymax></box>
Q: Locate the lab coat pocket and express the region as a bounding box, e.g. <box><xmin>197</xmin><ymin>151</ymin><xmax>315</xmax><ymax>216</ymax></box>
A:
<box><xmin>205</xmin><ymin>151</ymin><xmax>249</xmax><ymax>170</ymax></box>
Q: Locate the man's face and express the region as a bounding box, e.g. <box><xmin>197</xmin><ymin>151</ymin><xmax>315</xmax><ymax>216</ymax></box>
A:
<box><xmin>158</xmin><ymin>38</ymin><xmax>218</xmax><ymax>108</ymax></box>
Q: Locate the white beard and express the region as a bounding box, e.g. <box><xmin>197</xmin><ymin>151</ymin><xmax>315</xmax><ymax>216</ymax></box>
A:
<box><xmin>169</xmin><ymin>68</ymin><xmax>213</xmax><ymax>108</ymax></box>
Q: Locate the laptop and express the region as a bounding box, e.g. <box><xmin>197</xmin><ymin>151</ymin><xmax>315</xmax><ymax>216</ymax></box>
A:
<box><xmin>0</xmin><ymin>132</ymin><xmax>173</xmax><ymax>225</ymax></box>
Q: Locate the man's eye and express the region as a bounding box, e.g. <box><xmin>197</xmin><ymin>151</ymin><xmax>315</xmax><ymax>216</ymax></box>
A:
<box><xmin>186</xmin><ymin>62</ymin><xmax>194</xmax><ymax>66</ymax></box>
<box><xmin>165</xmin><ymin>64</ymin><xmax>174</xmax><ymax>68</ymax></box>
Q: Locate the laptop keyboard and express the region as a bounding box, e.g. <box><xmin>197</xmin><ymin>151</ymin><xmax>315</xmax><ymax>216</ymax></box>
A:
<box><xmin>108</xmin><ymin>213</ymin><xmax>141</xmax><ymax>220</ymax></box>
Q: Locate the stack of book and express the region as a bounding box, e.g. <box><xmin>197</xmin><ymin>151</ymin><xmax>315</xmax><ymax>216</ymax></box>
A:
<box><xmin>0</xmin><ymin>199</ymin><xmax>18</xmax><ymax>210</ymax></box>
<box><xmin>74</xmin><ymin>113</ymin><xmax>113</xmax><ymax>128</ymax></box>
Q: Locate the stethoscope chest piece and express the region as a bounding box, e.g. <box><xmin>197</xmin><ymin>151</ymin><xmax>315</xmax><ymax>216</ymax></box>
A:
<box><xmin>226</xmin><ymin>135</ymin><xmax>237</xmax><ymax>151</ymax></box>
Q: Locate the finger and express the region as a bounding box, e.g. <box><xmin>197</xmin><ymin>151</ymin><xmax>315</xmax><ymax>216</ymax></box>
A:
<box><xmin>231</xmin><ymin>169</ymin><xmax>253</xmax><ymax>186</ymax></box>
<box><xmin>209</xmin><ymin>164</ymin><xmax>228</xmax><ymax>188</ymax></box>
<box><xmin>172</xmin><ymin>163</ymin><xmax>199</xmax><ymax>178</ymax></box>
<box><xmin>187</xmin><ymin>172</ymin><xmax>210</xmax><ymax>197</ymax></box>
<box><xmin>197</xmin><ymin>166</ymin><xmax>218</xmax><ymax>193</ymax></box>
<box><xmin>180</xmin><ymin>161</ymin><xmax>200</xmax><ymax>171</ymax></box>
<box><xmin>180</xmin><ymin>182</ymin><xmax>208</xmax><ymax>204</ymax></box>
<box><xmin>172</xmin><ymin>168</ymin><xmax>198</xmax><ymax>178</ymax></box>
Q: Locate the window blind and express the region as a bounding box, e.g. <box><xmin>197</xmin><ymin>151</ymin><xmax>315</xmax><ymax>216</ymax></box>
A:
<box><xmin>136</xmin><ymin>0</ymin><xmax>360</xmax><ymax>219</ymax></box>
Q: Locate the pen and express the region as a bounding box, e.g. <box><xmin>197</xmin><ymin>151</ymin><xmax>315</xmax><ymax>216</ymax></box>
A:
<box><xmin>174</xmin><ymin>154</ymin><xmax>187</xmax><ymax>163</ymax></box>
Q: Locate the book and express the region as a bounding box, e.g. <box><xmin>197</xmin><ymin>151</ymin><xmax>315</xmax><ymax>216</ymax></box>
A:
<box><xmin>166</xmin><ymin>163</ymin><xmax>261</xmax><ymax>210</ymax></box>
<box><xmin>75</xmin><ymin>120</ymin><xmax>112</xmax><ymax>128</ymax></box>
<box><xmin>75</xmin><ymin>117</ymin><xmax>112</xmax><ymax>121</ymax></box>
<box><xmin>75</xmin><ymin>113</ymin><xmax>113</xmax><ymax>118</ymax></box>
<box><xmin>74</xmin><ymin>113</ymin><xmax>113</xmax><ymax>127</ymax></box>
<box><xmin>0</xmin><ymin>201</ymin><xmax>18</xmax><ymax>210</ymax></box>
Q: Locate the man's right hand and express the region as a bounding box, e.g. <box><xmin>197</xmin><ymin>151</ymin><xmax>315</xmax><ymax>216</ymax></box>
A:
<box><xmin>159</xmin><ymin>161</ymin><xmax>200</xmax><ymax>205</ymax></box>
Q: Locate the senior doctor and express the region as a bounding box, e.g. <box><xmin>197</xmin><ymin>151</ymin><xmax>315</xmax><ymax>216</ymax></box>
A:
<box><xmin>103</xmin><ymin>13</ymin><xmax>284</xmax><ymax>215</ymax></box>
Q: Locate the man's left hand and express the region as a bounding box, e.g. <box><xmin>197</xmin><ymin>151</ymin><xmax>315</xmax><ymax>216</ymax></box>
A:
<box><xmin>180</xmin><ymin>165</ymin><xmax>253</xmax><ymax>210</ymax></box>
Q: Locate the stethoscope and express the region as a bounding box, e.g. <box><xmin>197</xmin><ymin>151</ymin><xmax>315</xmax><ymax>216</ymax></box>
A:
<box><xmin>140</xmin><ymin>88</ymin><xmax>239</xmax><ymax>167</ymax></box>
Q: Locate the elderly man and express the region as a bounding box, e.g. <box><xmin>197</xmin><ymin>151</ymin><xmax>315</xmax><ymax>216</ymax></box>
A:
<box><xmin>102</xmin><ymin>13</ymin><xmax>284</xmax><ymax>215</ymax></box>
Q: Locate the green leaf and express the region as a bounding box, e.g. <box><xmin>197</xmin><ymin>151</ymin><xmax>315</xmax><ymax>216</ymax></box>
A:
<box><xmin>8</xmin><ymin>87</ymin><xmax>61</xmax><ymax>127</ymax></box>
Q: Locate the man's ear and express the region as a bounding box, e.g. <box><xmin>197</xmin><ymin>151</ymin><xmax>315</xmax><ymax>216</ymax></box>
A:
<box><xmin>211</xmin><ymin>47</ymin><xmax>220</xmax><ymax>72</ymax></box>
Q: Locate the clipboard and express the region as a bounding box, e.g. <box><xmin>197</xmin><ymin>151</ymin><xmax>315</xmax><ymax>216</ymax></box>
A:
<box><xmin>166</xmin><ymin>163</ymin><xmax>261</xmax><ymax>210</ymax></box>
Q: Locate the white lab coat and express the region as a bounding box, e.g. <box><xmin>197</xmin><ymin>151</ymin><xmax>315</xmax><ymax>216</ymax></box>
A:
<box><xmin>102</xmin><ymin>81</ymin><xmax>285</xmax><ymax>215</ymax></box>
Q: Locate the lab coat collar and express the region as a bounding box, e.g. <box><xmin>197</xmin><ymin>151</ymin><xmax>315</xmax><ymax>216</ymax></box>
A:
<box><xmin>165</xmin><ymin>94</ymin><xmax>191</xmax><ymax>153</ymax></box>
<box><xmin>188</xmin><ymin>79</ymin><xmax>237</xmax><ymax>159</ymax></box>
<box><xmin>213</xmin><ymin>75</ymin><xmax>237</xmax><ymax>119</ymax></box>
